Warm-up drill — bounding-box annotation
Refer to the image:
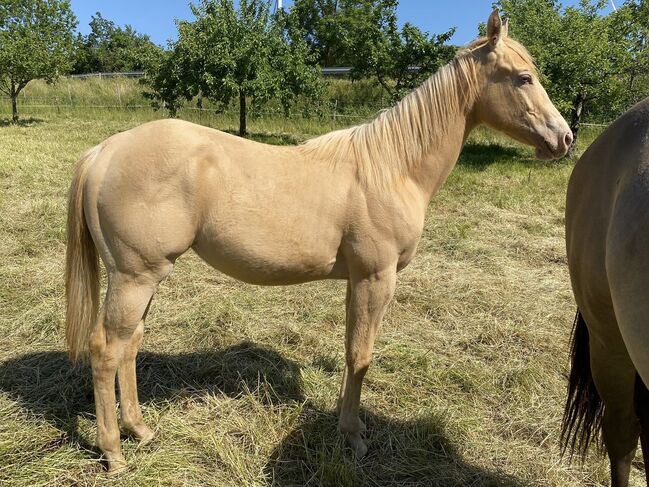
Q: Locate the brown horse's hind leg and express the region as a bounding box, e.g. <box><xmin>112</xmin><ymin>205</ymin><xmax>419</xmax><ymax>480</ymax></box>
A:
<box><xmin>634</xmin><ymin>374</ymin><xmax>649</xmax><ymax>486</ymax></box>
<box><xmin>590</xmin><ymin>339</ymin><xmax>639</xmax><ymax>487</ymax></box>
<box><xmin>338</xmin><ymin>269</ymin><xmax>396</xmax><ymax>457</ymax></box>
<box><xmin>90</xmin><ymin>273</ymin><xmax>160</xmax><ymax>474</ymax></box>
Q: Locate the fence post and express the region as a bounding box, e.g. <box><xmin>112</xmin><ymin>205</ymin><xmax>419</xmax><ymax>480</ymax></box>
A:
<box><xmin>333</xmin><ymin>99</ymin><xmax>338</xmax><ymax>124</ymax></box>
<box><xmin>67</xmin><ymin>81</ymin><xmax>72</xmax><ymax>106</ymax></box>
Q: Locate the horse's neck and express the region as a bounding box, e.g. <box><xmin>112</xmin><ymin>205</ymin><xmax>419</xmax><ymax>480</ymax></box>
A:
<box><xmin>368</xmin><ymin>63</ymin><xmax>478</xmax><ymax>202</ymax></box>
<box><xmin>408</xmin><ymin>111</ymin><xmax>476</xmax><ymax>203</ymax></box>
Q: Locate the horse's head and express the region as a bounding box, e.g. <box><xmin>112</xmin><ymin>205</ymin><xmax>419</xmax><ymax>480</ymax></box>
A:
<box><xmin>471</xmin><ymin>11</ymin><xmax>572</xmax><ymax>159</ymax></box>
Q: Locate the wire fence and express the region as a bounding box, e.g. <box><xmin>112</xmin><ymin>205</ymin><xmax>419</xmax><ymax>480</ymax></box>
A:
<box><xmin>69</xmin><ymin>67</ymin><xmax>358</xmax><ymax>79</ymax></box>
<box><xmin>0</xmin><ymin>100</ymin><xmax>384</xmax><ymax>124</ymax></box>
<box><xmin>0</xmin><ymin>76</ymin><xmax>613</xmax><ymax>128</ymax></box>
<box><xmin>0</xmin><ymin>84</ymin><xmax>392</xmax><ymax>124</ymax></box>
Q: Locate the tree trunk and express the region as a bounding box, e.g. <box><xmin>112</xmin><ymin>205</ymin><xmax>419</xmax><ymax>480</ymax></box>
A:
<box><xmin>239</xmin><ymin>90</ymin><xmax>247</xmax><ymax>137</ymax></box>
<box><xmin>568</xmin><ymin>92</ymin><xmax>584</xmax><ymax>157</ymax></box>
<box><xmin>10</xmin><ymin>81</ymin><xmax>18</xmax><ymax>123</ymax></box>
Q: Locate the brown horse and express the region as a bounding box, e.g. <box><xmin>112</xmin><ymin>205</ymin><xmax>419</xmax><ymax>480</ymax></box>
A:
<box><xmin>563</xmin><ymin>97</ymin><xmax>649</xmax><ymax>486</ymax></box>
<box><xmin>65</xmin><ymin>11</ymin><xmax>571</xmax><ymax>473</ymax></box>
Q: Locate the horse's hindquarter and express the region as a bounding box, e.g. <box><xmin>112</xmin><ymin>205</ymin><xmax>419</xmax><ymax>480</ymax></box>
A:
<box><xmin>567</xmin><ymin>99</ymin><xmax>649</xmax><ymax>350</ymax></box>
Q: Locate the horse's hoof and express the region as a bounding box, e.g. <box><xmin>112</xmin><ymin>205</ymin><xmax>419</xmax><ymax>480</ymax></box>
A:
<box><xmin>135</xmin><ymin>426</ymin><xmax>155</xmax><ymax>445</ymax></box>
<box><xmin>105</xmin><ymin>457</ymin><xmax>128</xmax><ymax>476</ymax></box>
<box><xmin>346</xmin><ymin>433</ymin><xmax>368</xmax><ymax>458</ymax></box>
<box><xmin>125</xmin><ymin>423</ymin><xmax>155</xmax><ymax>445</ymax></box>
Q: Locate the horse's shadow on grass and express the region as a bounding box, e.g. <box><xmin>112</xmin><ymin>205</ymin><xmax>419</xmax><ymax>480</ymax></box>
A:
<box><xmin>0</xmin><ymin>342</ymin><xmax>303</xmax><ymax>455</ymax></box>
<box><xmin>1</xmin><ymin>342</ymin><xmax>523</xmax><ymax>486</ymax></box>
<box><xmin>265</xmin><ymin>404</ymin><xmax>524</xmax><ymax>487</ymax></box>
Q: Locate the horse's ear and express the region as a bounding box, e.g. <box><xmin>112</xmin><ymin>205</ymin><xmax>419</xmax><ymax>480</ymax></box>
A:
<box><xmin>487</xmin><ymin>10</ymin><xmax>503</xmax><ymax>47</ymax></box>
<box><xmin>502</xmin><ymin>18</ymin><xmax>509</xmax><ymax>38</ymax></box>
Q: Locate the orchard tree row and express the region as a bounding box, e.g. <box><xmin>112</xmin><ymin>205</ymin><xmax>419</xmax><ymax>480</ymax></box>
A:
<box><xmin>1</xmin><ymin>0</ymin><xmax>648</xmax><ymax>143</ymax></box>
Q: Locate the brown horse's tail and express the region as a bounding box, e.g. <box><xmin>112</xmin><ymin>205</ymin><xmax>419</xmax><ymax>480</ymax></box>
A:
<box><xmin>560</xmin><ymin>309</ymin><xmax>604</xmax><ymax>460</ymax></box>
<box><xmin>65</xmin><ymin>146</ymin><xmax>101</xmax><ymax>362</ymax></box>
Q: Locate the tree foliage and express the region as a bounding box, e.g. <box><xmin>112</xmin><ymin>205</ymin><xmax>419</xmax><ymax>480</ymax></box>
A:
<box><xmin>290</xmin><ymin>0</ymin><xmax>456</xmax><ymax>100</ymax></box>
<box><xmin>343</xmin><ymin>4</ymin><xmax>456</xmax><ymax>100</ymax></box>
<box><xmin>143</xmin><ymin>0</ymin><xmax>322</xmax><ymax>135</ymax></box>
<box><xmin>73</xmin><ymin>12</ymin><xmax>161</xmax><ymax>74</ymax></box>
<box><xmin>609</xmin><ymin>0</ymin><xmax>649</xmax><ymax>114</ymax></box>
<box><xmin>0</xmin><ymin>0</ymin><xmax>77</xmax><ymax>122</ymax></box>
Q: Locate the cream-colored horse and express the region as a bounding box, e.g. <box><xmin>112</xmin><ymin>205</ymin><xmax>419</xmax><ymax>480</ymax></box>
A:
<box><xmin>563</xmin><ymin>98</ymin><xmax>649</xmax><ymax>487</ymax></box>
<box><xmin>65</xmin><ymin>11</ymin><xmax>571</xmax><ymax>472</ymax></box>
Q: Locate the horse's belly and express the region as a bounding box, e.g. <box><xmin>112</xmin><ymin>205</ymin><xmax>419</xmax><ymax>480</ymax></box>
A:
<box><xmin>192</xmin><ymin>223</ymin><xmax>346</xmax><ymax>285</ymax></box>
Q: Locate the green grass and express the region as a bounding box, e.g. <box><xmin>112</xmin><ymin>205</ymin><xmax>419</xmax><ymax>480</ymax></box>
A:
<box><xmin>0</xmin><ymin>105</ymin><xmax>642</xmax><ymax>487</ymax></box>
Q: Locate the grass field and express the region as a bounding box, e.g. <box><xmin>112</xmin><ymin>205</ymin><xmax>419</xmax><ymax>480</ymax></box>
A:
<box><xmin>0</xmin><ymin>105</ymin><xmax>643</xmax><ymax>486</ymax></box>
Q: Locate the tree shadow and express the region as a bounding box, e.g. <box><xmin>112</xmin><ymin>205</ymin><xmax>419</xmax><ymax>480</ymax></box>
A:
<box><xmin>221</xmin><ymin>128</ymin><xmax>302</xmax><ymax>145</ymax></box>
<box><xmin>0</xmin><ymin>342</ymin><xmax>303</xmax><ymax>456</ymax></box>
<box><xmin>264</xmin><ymin>403</ymin><xmax>525</xmax><ymax>487</ymax></box>
<box><xmin>0</xmin><ymin>117</ymin><xmax>45</xmax><ymax>127</ymax></box>
<box><xmin>459</xmin><ymin>142</ymin><xmax>528</xmax><ymax>170</ymax></box>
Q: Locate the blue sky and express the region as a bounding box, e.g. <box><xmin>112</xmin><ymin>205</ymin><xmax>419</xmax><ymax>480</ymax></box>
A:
<box><xmin>69</xmin><ymin>1</ymin><xmax>618</xmax><ymax>47</ymax></box>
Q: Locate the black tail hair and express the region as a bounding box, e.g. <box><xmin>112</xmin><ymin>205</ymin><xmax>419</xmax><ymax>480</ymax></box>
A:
<box><xmin>560</xmin><ymin>309</ymin><xmax>604</xmax><ymax>460</ymax></box>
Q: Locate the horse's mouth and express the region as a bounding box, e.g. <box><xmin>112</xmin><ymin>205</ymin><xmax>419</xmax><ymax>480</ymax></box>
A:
<box><xmin>537</xmin><ymin>139</ymin><xmax>567</xmax><ymax>160</ymax></box>
<box><xmin>535</xmin><ymin>141</ymin><xmax>555</xmax><ymax>160</ymax></box>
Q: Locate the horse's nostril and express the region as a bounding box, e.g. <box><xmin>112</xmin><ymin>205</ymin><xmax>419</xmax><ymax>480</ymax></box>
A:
<box><xmin>564</xmin><ymin>131</ymin><xmax>574</xmax><ymax>148</ymax></box>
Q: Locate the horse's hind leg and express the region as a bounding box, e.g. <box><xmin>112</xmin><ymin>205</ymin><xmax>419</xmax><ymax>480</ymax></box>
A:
<box><xmin>118</xmin><ymin>299</ymin><xmax>154</xmax><ymax>443</ymax></box>
<box><xmin>634</xmin><ymin>374</ymin><xmax>649</xmax><ymax>485</ymax></box>
<box><xmin>591</xmin><ymin>337</ymin><xmax>639</xmax><ymax>487</ymax></box>
<box><xmin>90</xmin><ymin>272</ymin><xmax>162</xmax><ymax>473</ymax></box>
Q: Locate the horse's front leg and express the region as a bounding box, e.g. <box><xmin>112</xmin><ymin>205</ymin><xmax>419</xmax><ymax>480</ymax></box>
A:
<box><xmin>338</xmin><ymin>268</ymin><xmax>396</xmax><ymax>457</ymax></box>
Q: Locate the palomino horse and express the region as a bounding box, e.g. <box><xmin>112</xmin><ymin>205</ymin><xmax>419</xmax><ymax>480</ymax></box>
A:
<box><xmin>65</xmin><ymin>11</ymin><xmax>571</xmax><ymax>472</ymax></box>
<box><xmin>563</xmin><ymin>98</ymin><xmax>649</xmax><ymax>486</ymax></box>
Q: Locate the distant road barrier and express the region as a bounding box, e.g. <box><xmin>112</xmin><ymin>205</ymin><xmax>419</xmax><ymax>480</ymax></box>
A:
<box><xmin>70</xmin><ymin>67</ymin><xmax>357</xmax><ymax>79</ymax></box>
<box><xmin>71</xmin><ymin>71</ymin><xmax>145</xmax><ymax>79</ymax></box>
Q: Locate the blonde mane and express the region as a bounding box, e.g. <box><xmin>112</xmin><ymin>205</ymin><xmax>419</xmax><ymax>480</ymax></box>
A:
<box><xmin>300</xmin><ymin>37</ymin><xmax>535</xmax><ymax>187</ymax></box>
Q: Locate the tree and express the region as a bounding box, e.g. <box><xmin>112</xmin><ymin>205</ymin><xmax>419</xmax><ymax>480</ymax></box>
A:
<box><xmin>344</xmin><ymin>4</ymin><xmax>456</xmax><ymax>100</ymax></box>
<box><xmin>73</xmin><ymin>12</ymin><xmax>161</xmax><ymax>74</ymax></box>
<box><xmin>290</xmin><ymin>0</ymin><xmax>349</xmax><ymax>66</ymax></box>
<box><xmin>0</xmin><ymin>0</ymin><xmax>77</xmax><ymax>122</ymax></box>
<box><xmin>610</xmin><ymin>0</ymin><xmax>649</xmax><ymax>114</ymax></box>
<box><xmin>140</xmin><ymin>45</ymin><xmax>195</xmax><ymax>118</ymax></box>
<box><xmin>143</xmin><ymin>0</ymin><xmax>322</xmax><ymax>136</ymax></box>
<box><xmin>497</xmin><ymin>0</ymin><xmax>622</xmax><ymax>151</ymax></box>
<box><xmin>291</xmin><ymin>0</ymin><xmax>456</xmax><ymax>100</ymax></box>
